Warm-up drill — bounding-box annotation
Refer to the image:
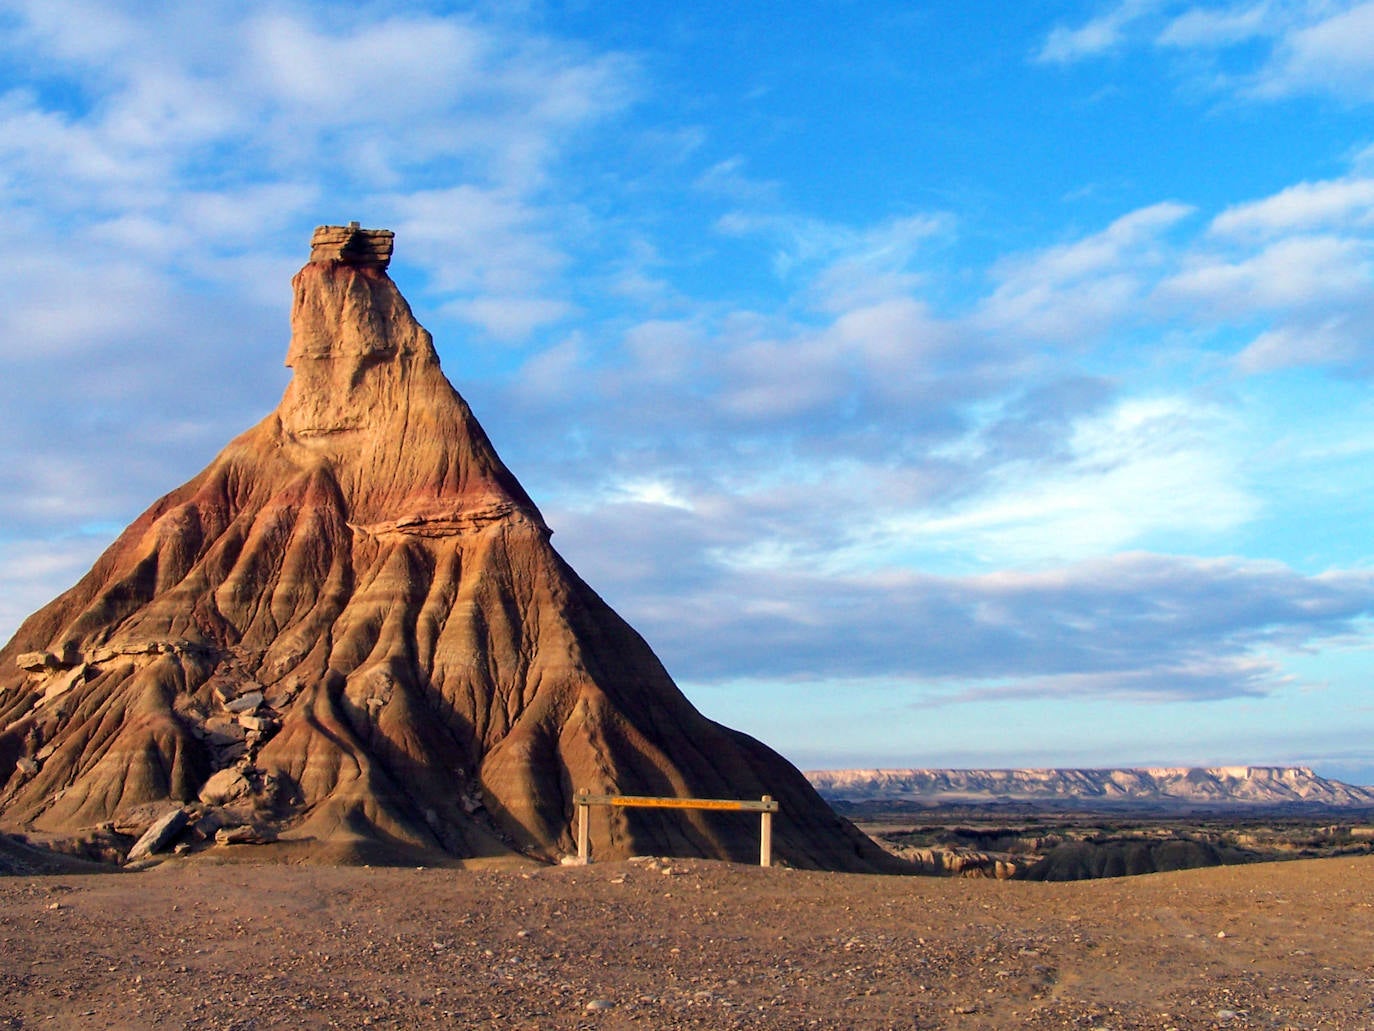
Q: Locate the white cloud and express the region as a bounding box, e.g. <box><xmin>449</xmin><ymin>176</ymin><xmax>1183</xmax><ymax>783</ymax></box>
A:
<box><xmin>0</xmin><ymin>3</ymin><xmax>635</xmax><ymax>339</ymax></box>
<box><xmin>808</xmin><ymin>214</ymin><xmax>950</xmax><ymax>313</ymax></box>
<box><xmin>717</xmin><ymin>332</ymin><xmax>845</xmax><ymax>421</ymax></box>
<box><xmin>0</xmin><ymin>250</ymin><xmax>168</xmax><ymax>357</ymax></box>
<box><xmin>1171</xmin><ymin>170</ymin><xmax>1374</xmax><ymax>376</ymax></box>
<box><xmin>1259</xmin><ymin>0</ymin><xmax>1374</xmax><ymax>100</ymax></box>
<box><xmin>383</xmin><ymin>183</ymin><xmax>596</xmax><ymax>340</ymax></box>
<box><xmin>1041</xmin><ymin>1</ymin><xmax>1374</xmax><ymax>105</ymax></box>
<box><xmin>0</xmin><ymin>91</ymin><xmax>171</xmax><ymax>210</ymax></box>
<box><xmin>243</xmin><ymin>14</ymin><xmax>491</xmax><ymax>122</ymax></box>
<box><xmin>711</xmin><ymin>204</ymin><xmax>950</xmax><ymax>307</ymax></box>
<box><xmin>701</xmin><ymin>295</ymin><xmax>979</xmax><ymax>426</ymax></box>
<box><xmin>1036</xmin><ymin>0</ymin><xmax>1161</xmax><ymax>63</ymax></box>
<box><xmin>978</xmin><ymin>202</ymin><xmax>1194</xmax><ymax>341</ymax></box>
<box><xmin>511</xmin><ymin>334</ymin><xmax>588</xmax><ymax>408</ymax></box>
<box><xmin>1157</xmin><ymin>3</ymin><xmax>1275</xmax><ymax>48</ymax></box>
<box><xmin>825</xmin><ymin>297</ymin><xmax>952</xmax><ymax>372</ymax></box>
<box><xmin>0</xmin><ymin>535</ymin><xmax>113</xmax><ymax>644</ymax></box>
<box><xmin>927</xmin><ymin>657</ymin><xmax>1283</xmax><ymax>705</ymax></box>
<box><xmin>441</xmin><ymin>295</ymin><xmax>575</xmax><ymax>340</ymax></box>
<box><xmin>237</xmin><ymin>11</ymin><xmax>635</xmax><ymax>187</ymax></box>
<box><xmin>1210</xmin><ymin>176</ymin><xmax>1374</xmax><ymax>237</ymax></box>
<box><xmin>1163</xmin><ymin>234</ymin><xmax>1372</xmax><ymax>315</ymax></box>
<box><xmin>388</xmin><ymin>185</ymin><xmax>571</xmax><ymax>296</ymax></box>
<box><xmin>1234</xmin><ymin>315</ymin><xmax>1371</xmax><ymax>373</ymax></box>
<box><xmin>611</xmin><ymin>479</ymin><xmax>695</xmax><ymax>511</ymax></box>
<box><xmin>693</xmin><ymin>156</ymin><xmax>780</xmax><ymax>202</ymax></box>
<box><xmin>869</xmin><ymin>395</ymin><xmax>1256</xmax><ymax>567</ymax></box>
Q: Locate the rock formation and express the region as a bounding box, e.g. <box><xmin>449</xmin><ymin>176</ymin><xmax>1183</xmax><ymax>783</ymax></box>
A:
<box><xmin>0</xmin><ymin>225</ymin><xmax>897</xmax><ymax>872</ymax></box>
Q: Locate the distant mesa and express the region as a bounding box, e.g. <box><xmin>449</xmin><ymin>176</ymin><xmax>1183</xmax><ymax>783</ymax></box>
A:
<box><xmin>808</xmin><ymin>767</ymin><xmax>1374</xmax><ymax>810</ymax></box>
<box><xmin>0</xmin><ymin>224</ymin><xmax>897</xmax><ymax>873</ymax></box>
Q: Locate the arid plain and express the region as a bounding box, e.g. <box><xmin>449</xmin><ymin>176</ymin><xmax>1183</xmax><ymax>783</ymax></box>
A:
<box><xmin>3</xmin><ymin>851</ymin><xmax>1372</xmax><ymax>1030</ymax></box>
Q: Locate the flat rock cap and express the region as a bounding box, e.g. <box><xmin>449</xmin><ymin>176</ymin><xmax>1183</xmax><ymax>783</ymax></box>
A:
<box><xmin>310</xmin><ymin>221</ymin><xmax>394</xmax><ymax>268</ymax></box>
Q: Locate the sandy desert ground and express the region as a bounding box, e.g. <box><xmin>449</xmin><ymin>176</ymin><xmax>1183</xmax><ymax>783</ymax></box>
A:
<box><xmin>2</xmin><ymin>852</ymin><xmax>1372</xmax><ymax>1030</ymax></box>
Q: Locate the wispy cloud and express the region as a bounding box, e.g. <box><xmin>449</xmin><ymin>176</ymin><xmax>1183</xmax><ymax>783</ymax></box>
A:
<box><xmin>1163</xmin><ymin>177</ymin><xmax>1374</xmax><ymax>375</ymax></box>
<box><xmin>978</xmin><ymin>202</ymin><xmax>1194</xmax><ymax>342</ymax></box>
<box><xmin>1163</xmin><ymin>234</ymin><xmax>1373</xmax><ymax>315</ymax></box>
<box><xmin>1257</xmin><ymin>1</ymin><xmax>1374</xmax><ymax>100</ymax></box>
<box><xmin>693</xmin><ymin>156</ymin><xmax>781</xmax><ymax>204</ymax></box>
<box><xmin>0</xmin><ymin>533</ymin><xmax>119</xmax><ymax>643</ymax></box>
<box><xmin>876</xmin><ymin>395</ymin><xmax>1257</xmax><ymax>566</ymax></box>
<box><xmin>1157</xmin><ymin>3</ymin><xmax>1276</xmax><ymax>49</ymax></box>
<box><xmin>1036</xmin><ymin>0</ymin><xmax>1162</xmax><ymax>63</ymax></box>
<box><xmin>1234</xmin><ymin>315</ymin><xmax>1373</xmax><ymax>374</ymax></box>
<box><xmin>1209</xmin><ymin>176</ymin><xmax>1374</xmax><ymax>237</ymax></box>
<box><xmin>1041</xmin><ymin>1</ymin><xmax>1374</xmax><ymax>104</ymax></box>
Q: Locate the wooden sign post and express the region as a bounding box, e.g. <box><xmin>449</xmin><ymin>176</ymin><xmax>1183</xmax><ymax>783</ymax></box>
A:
<box><xmin>574</xmin><ymin>790</ymin><xmax>779</xmax><ymax>867</ymax></box>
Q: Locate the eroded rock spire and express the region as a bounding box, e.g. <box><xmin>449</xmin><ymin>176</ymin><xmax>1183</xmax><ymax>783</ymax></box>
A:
<box><xmin>0</xmin><ymin>226</ymin><xmax>898</xmax><ymax>873</ymax></box>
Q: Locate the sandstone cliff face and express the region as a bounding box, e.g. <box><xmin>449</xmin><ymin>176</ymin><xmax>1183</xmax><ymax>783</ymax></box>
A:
<box><xmin>0</xmin><ymin>229</ymin><xmax>894</xmax><ymax>872</ymax></box>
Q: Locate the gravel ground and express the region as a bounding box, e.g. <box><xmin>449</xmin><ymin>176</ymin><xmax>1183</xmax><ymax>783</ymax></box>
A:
<box><xmin>2</xmin><ymin>853</ymin><xmax>1372</xmax><ymax>1029</ymax></box>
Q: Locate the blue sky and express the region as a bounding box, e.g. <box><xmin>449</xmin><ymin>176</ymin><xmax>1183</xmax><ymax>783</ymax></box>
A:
<box><xmin>2</xmin><ymin>1</ymin><xmax>1373</xmax><ymax>781</ymax></box>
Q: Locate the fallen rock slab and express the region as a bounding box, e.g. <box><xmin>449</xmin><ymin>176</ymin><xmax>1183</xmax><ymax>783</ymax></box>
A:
<box><xmin>126</xmin><ymin>808</ymin><xmax>189</xmax><ymax>863</ymax></box>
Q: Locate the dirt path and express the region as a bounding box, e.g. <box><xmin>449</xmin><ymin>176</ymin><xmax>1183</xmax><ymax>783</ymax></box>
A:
<box><xmin>2</xmin><ymin>853</ymin><xmax>1371</xmax><ymax>1029</ymax></box>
